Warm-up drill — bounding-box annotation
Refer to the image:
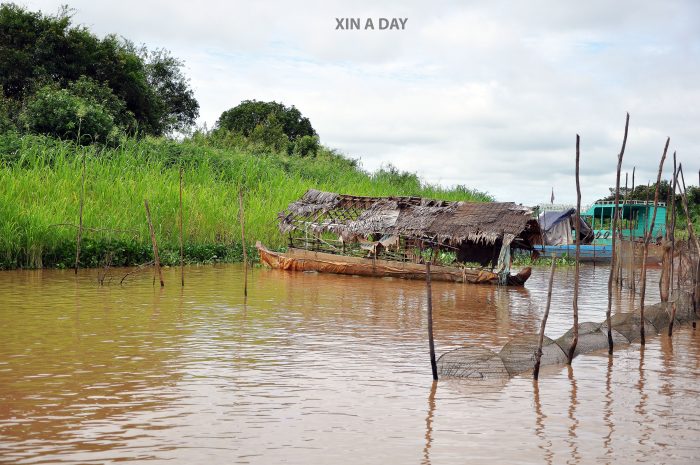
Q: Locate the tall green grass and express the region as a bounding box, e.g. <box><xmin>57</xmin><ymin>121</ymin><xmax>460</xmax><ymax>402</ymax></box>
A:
<box><xmin>0</xmin><ymin>133</ymin><xmax>492</xmax><ymax>269</ymax></box>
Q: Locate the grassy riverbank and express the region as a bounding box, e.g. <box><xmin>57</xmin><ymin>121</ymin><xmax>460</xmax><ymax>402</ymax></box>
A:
<box><xmin>0</xmin><ymin>133</ymin><xmax>491</xmax><ymax>269</ymax></box>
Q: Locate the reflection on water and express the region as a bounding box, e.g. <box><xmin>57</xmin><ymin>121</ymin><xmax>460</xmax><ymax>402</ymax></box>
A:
<box><xmin>0</xmin><ymin>264</ymin><xmax>698</xmax><ymax>464</ymax></box>
<box><xmin>421</xmin><ymin>381</ymin><xmax>436</xmax><ymax>465</ymax></box>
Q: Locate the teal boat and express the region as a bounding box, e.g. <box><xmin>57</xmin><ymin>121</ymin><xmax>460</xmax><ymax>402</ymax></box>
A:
<box><xmin>583</xmin><ymin>200</ymin><xmax>666</xmax><ymax>246</ymax></box>
<box><xmin>535</xmin><ymin>201</ymin><xmax>666</xmax><ymax>262</ymax></box>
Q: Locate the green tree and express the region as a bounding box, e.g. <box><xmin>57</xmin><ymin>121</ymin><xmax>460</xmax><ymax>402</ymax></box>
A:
<box><xmin>143</xmin><ymin>48</ymin><xmax>199</xmax><ymax>134</ymax></box>
<box><xmin>20</xmin><ymin>83</ymin><xmax>116</xmax><ymax>144</ymax></box>
<box><xmin>293</xmin><ymin>135</ymin><xmax>320</xmax><ymax>157</ymax></box>
<box><xmin>216</xmin><ymin>100</ymin><xmax>316</xmax><ymax>142</ymax></box>
<box><xmin>68</xmin><ymin>76</ymin><xmax>137</xmax><ymax>132</ymax></box>
<box><xmin>0</xmin><ymin>3</ymin><xmax>199</xmax><ymax>137</ymax></box>
<box><xmin>248</xmin><ymin>115</ymin><xmax>289</xmax><ymax>152</ymax></box>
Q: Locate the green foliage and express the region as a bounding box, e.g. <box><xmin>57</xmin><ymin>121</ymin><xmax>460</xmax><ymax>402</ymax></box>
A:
<box><xmin>141</xmin><ymin>48</ymin><xmax>199</xmax><ymax>134</ymax></box>
<box><xmin>0</xmin><ymin>132</ymin><xmax>493</xmax><ymax>269</ymax></box>
<box><xmin>411</xmin><ymin>249</ymin><xmax>457</xmax><ymax>266</ymax></box>
<box><xmin>248</xmin><ymin>115</ymin><xmax>289</xmax><ymax>152</ymax></box>
<box><xmin>20</xmin><ymin>83</ymin><xmax>116</xmax><ymax>144</ymax></box>
<box><xmin>373</xmin><ymin>164</ymin><xmax>422</xmax><ymax>192</ymax></box>
<box><xmin>512</xmin><ymin>252</ymin><xmax>575</xmax><ymax>267</ymax></box>
<box><xmin>0</xmin><ymin>3</ymin><xmax>198</xmax><ymax>137</ymax></box>
<box><xmin>69</xmin><ymin>76</ymin><xmax>137</xmax><ymax>132</ymax></box>
<box><xmin>293</xmin><ymin>135</ymin><xmax>320</xmax><ymax>157</ymax></box>
<box><xmin>216</xmin><ymin>100</ymin><xmax>316</xmax><ymax>143</ymax></box>
<box><xmin>0</xmin><ymin>94</ymin><xmax>17</xmax><ymax>132</ymax></box>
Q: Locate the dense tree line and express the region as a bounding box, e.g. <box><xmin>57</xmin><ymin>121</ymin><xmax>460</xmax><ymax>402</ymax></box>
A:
<box><xmin>0</xmin><ymin>3</ymin><xmax>199</xmax><ymax>142</ymax></box>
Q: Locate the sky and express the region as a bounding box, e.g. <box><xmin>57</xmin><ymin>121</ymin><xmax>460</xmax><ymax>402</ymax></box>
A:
<box><xmin>23</xmin><ymin>0</ymin><xmax>700</xmax><ymax>206</ymax></box>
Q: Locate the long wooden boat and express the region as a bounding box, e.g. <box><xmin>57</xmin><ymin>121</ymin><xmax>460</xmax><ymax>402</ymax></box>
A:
<box><xmin>256</xmin><ymin>242</ymin><xmax>532</xmax><ymax>286</ymax></box>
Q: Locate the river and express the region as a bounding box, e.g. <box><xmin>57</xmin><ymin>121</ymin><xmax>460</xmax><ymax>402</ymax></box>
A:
<box><xmin>0</xmin><ymin>264</ymin><xmax>698</xmax><ymax>464</ymax></box>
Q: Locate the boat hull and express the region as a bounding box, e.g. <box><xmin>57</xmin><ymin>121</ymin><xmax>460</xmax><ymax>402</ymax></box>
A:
<box><xmin>256</xmin><ymin>242</ymin><xmax>531</xmax><ymax>286</ymax></box>
<box><xmin>536</xmin><ymin>245</ymin><xmax>612</xmax><ymax>262</ymax></box>
<box><xmin>535</xmin><ymin>243</ymin><xmax>663</xmax><ymax>264</ymax></box>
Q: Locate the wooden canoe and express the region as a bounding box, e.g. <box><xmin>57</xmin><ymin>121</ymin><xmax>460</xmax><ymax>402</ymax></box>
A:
<box><xmin>256</xmin><ymin>242</ymin><xmax>531</xmax><ymax>286</ymax></box>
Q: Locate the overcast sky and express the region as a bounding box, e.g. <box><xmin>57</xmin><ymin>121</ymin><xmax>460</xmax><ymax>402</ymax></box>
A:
<box><xmin>25</xmin><ymin>0</ymin><xmax>700</xmax><ymax>205</ymax></box>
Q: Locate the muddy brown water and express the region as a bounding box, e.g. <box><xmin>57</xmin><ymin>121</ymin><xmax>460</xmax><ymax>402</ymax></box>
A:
<box><xmin>0</xmin><ymin>264</ymin><xmax>698</xmax><ymax>464</ymax></box>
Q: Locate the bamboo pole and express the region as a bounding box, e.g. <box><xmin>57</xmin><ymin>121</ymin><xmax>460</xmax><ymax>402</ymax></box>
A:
<box><xmin>74</xmin><ymin>154</ymin><xmax>86</xmax><ymax>274</ymax></box>
<box><xmin>534</xmin><ymin>254</ymin><xmax>557</xmax><ymax>380</ymax></box>
<box><xmin>639</xmin><ymin>137</ymin><xmax>669</xmax><ymax>345</ymax></box>
<box><xmin>238</xmin><ymin>188</ymin><xmax>248</xmax><ymax>298</ymax></box>
<box><xmin>426</xmin><ymin>262</ymin><xmax>438</xmax><ymax>380</ymax></box>
<box><xmin>179</xmin><ymin>167</ymin><xmax>184</xmax><ymax>287</ymax></box>
<box><xmin>606</xmin><ymin>113</ymin><xmax>628</xmax><ymax>354</ymax></box>
<box><xmin>659</xmin><ymin>170</ymin><xmax>672</xmax><ymax>302</ymax></box>
<box><xmin>668</xmin><ymin>156</ymin><xmax>678</xmax><ymax>336</ymax></box>
<box><xmin>568</xmin><ymin>135</ymin><xmax>581</xmax><ymax>364</ymax></box>
<box><xmin>628</xmin><ymin>167</ymin><xmax>636</xmax><ymax>292</ymax></box>
<box><xmin>144</xmin><ymin>199</ymin><xmax>164</xmax><ymax>287</ymax></box>
<box><xmin>616</xmin><ymin>172</ymin><xmax>630</xmax><ymax>288</ymax></box>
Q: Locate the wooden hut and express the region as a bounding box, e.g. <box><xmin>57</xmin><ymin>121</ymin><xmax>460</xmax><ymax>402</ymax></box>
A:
<box><xmin>256</xmin><ymin>190</ymin><xmax>541</xmax><ymax>286</ymax></box>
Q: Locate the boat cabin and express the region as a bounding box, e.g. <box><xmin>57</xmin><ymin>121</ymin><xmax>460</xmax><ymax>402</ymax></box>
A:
<box><xmin>582</xmin><ymin>200</ymin><xmax>666</xmax><ymax>245</ymax></box>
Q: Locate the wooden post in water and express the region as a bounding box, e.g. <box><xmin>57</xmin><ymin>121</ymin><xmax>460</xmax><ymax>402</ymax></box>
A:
<box><xmin>668</xmin><ymin>156</ymin><xmax>678</xmax><ymax>336</ymax></box>
<box><xmin>617</xmin><ymin>172</ymin><xmax>630</xmax><ymax>289</ymax></box>
<box><xmin>660</xmin><ymin>161</ymin><xmax>674</xmax><ymax>303</ymax></box>
<box><xmin>426</xmin><ymin>262</ymin><xmax>438</xmax><ymax>381</ymax></box>
<box><xmin>144</xmin><ymin>199</ymin><xmax>165</xmax><ymax>287</ymax></box>
<box><xmin>629</xmin><ymin>167</ymin><xmax>636</xmax><ymax>292</ymax></box>
<box><xmin>534</xmin><ymin>255</ymin><xmax>557</xmax><ymax>380</ymax></box>
<box><xmin>568</xmin><ymin>135</ymin><xmax>581</xmax><ymax>364</ymax></box>
<box><xmin>606</xmin><ymin>113</ymin><xmax>628</xmax><ymax>354</ymax></box>
<box><xmin>639</xmin><ymin>138</ymin><xmax>669</xmax><ymax>345</ymax></box>
<box><xmin>179</xmin><ymin>167</ymin><xmax>184</xmax><ymax>287</ymax></box>
<box><xmin>74</xmin><ymin>155</ymin><xmax>87</xmax><ymax>274</ymax></box>
<box><xmin>238</xmin><ymin>188</ymin><xmax>248</xmax><ymax>298</ymax></box>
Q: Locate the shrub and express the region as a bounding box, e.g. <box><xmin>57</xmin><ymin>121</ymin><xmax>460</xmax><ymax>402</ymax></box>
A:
<box><xmin>20</xmin><ymin>84</ymin><xmax>116</xmax><ymax>143</ymax></box>
<box><xmin>293</xmin><ymin>135</ymin><xmax>320</xmax><ymax>157</ymax></box>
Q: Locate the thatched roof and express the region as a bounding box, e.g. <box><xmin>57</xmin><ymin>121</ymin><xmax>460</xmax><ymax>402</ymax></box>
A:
<box><xmin>279</xmin><ymin>189</ymin><xmax>537</xmax><ymax>245</ymax></box>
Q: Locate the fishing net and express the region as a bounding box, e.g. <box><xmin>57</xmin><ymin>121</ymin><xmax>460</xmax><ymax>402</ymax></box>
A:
<box><xmin>435</xmin><ymin>289</ymin><xmax>697</xmax><ymax>380</ymax></box>
<box><xmin>600</xmin><ymin>312</ymin><xmax>657</xmax><ymax>343</ymax></box>
<box><xmin>616</xmin><ymin>239</ymin><xmax>641</xmax><ymax>290</ymax></box>
<box><xmin>642</xmin><ymin>303</ymin><xmax>672</xmax><ymax>331</ymax></box>
<box><xmin>671</xmin><ymin>289</ymin><xmax>696</xmax><ymax>323</ymax></box>
<box><xmin>498</xmin><ymin>335</ymin><xmax>567</xmax><ymax>376</ymax></box>
<box><xmin>437</xmin><ymin>346</ymin><xmax>508</xmax><ymax>379</ymax></box>
<box><xmin>554</xmin><ymin>322</ymin><xmax>609</xmax><ymax>357</ymax></box>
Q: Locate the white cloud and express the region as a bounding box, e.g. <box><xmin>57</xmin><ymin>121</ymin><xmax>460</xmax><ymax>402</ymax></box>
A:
<box><xmin>25</xmin><ymin>0</ymin><xmax>700</xmax><ymax>204</ymax></box>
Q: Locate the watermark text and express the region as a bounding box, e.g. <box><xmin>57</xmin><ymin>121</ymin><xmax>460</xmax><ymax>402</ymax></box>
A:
<box><xmin>335</xmin><ymin>18</ymin><xmax>408</xmax><ymax>30</ymax></box>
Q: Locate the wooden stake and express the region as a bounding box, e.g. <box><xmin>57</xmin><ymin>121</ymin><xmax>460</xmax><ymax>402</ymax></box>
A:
<box><xmin>616</xmin><ymin>173</ymin><xmax>630</xmax><ymax>288</ymax></box>
<box><xmin>629</xmin><ymin>167</ymin><xmax>636</xmax><ymax>292</ymax></box>
<box><xmin>74</xmin><ymin>154</ymin><xmax>86</xmax><ymax>274</ymax></box>
<box><xmin>179</xmin><ymin>167</ymin><xmax>184</xmax><ymax>287</ymax></box>
<box><xmin>568</xmin><ymin>134</ymin><xmax>581</xmax><ymax>364</ymax></box>
<box><xmin>144</xmin><ymin>199</ymin><xmax>164</xmax><ymax>287</ymax></box>
<box><xmin>238</xmin><ymin>188</ymin><xmax>248</xmax><ymax>298</ymax></box>
<box><xmin>534</xmin><ymin>255</ymin><xmax>557</xmax><ymax>380</ymax></box>
<box><xmin>639</xmin><ymin>137</ymin><xmax>669</xmax><ymax>345</ymax></box>
<box><xmin>426</xmin><ymin>262</ymin><xmax>438</xmax><ymax>380</ymax></box>
<box><xmin>668</xmin><ymin>156</ymin><xmax>678</xmax><ymax>336</ymax></box>
<box><xmin>659</xmin><ymin>171</ymin><xmax>672</xmax><ymax>302</ymax></box>
<box><xmin>606</xmin><ymin>113</ymin><xmax>628</xmax><ymax>354</ymax></box>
